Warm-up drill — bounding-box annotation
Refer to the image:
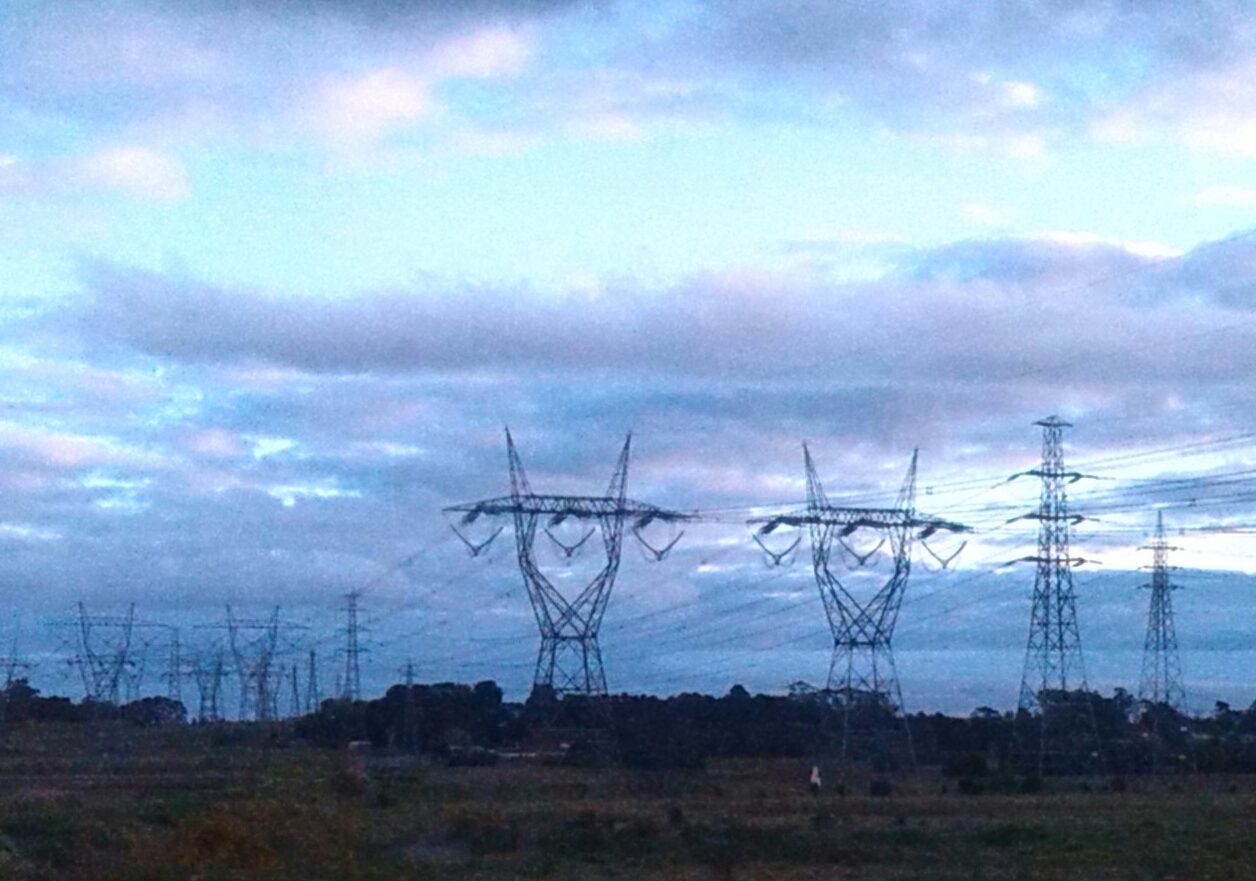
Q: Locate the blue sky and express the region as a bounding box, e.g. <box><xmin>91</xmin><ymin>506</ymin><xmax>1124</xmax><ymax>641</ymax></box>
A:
<box><xmin>5</xmin><ymin>0</ymin><xmax>1256</xmax><ymax>714</ymax></box>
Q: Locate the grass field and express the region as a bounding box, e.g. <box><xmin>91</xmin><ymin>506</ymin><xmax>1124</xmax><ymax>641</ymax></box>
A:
<box><xmin>0</xmin><ymin>722</ymin><xmax>1252</xmax><ymax>880</ymax></box>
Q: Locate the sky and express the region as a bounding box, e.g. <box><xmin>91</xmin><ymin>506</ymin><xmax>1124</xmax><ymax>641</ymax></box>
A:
<box><xmin>6</xmin><ymin>0</ymin><xmax>1256</xmax><ymax>715</ymax></box>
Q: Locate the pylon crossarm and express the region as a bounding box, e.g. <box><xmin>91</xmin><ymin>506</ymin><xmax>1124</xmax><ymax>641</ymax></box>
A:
<box><xmin>447</xmin><ymin>495</ymin><xmax>688</xmax><ymax>522</ymax></box>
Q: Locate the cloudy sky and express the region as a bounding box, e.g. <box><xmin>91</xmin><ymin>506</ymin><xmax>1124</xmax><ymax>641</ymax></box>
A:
<box><xmin>5</xmin><ymin>0</ymin><xmax>1256</xmax><ymax>714</ymax></box>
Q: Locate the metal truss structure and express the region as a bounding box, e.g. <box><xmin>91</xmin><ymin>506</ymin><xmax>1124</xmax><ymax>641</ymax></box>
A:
<box><xmin>447</xmin><ymin>430</ymin><xmax>688</xmax><ymax>698</ymax></box>
<box><xmin>1013</xmin><ymin>417</ymin><xmax>1103</xmax><ymax>774</ymax></box>
<box><xmin>753</xmin><ymin>446</ymin><xmax>967</xmax><ymax>763</ymax></box>
<box><xmin>306</xmin><ymin>648</ymin><xmax>321</xmax><ymax>714</ymax></box>
<box><xmin>1016</xmin><ymin>417</ymin><xmax>1092</xmax><ymax>710</ymax></box>
<box><xmin>190</xmin><ymin>648</ymin><xmax>225</xmax><ymax>722</ymax></box>
<box><xmin>226</xmin><ymin>606</ymin><xmax>280</xmax><ymax>721</ymax></box>
<box><xmin>340</xmin><ymin>590</ymin><xmax>364</xmax><ymax>701</ymax></box>
<box><xmin>1139</xmin><ymin>511</ymin><xmax>1185</xmax><ymax>711</ymax></box>
<box><xmin>69</xmin><ymin>602</ymin><xmax>136</xmax><ymax>704</ymax></box>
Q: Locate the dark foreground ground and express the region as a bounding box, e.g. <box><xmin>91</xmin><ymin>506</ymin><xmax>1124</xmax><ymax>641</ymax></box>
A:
<box><xmin>0</xmin><ymin>722</ymin><xmax>1251</xmax><ymax>880</ymax></box>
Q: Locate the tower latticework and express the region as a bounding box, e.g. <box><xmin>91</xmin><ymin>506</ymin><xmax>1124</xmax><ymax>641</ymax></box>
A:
<box><xmin>1138</xmin><ymin>511</ymin><xmax>1185</xmax><ymax>711</ymax></box>
<box><xmin>1015</xmin><ymin>416</ymin><xmax>1102</xmax><ymax>774</ymax></box>
<box><xmin>753</xmin><ymin>446</ymin><xmax>967</xmax><ymax>765</ymax></box>
<box><xmin>1018</xmin><ymin>417</ymin><xmax>1089</xmax><ymax>710</ymax></box>
<box><xmin>447</xmin><ymin>430</ymin><xmax>688</xmax><ymax>698</ymax></box>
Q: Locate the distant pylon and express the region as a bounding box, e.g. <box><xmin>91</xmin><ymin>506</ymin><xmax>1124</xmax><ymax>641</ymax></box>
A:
<box><xmin>163</xmin><ymin>627</ymin><xmax>182</xmax><ymax>705</ymax></box>
<box><xmin>73</xmin><ymin>602</ymin><xmax>135</xmax><ymax>704</ymax></box>
<box><xmin>402</xmin><ymin>659</ymin><xmax>417</xmax><ymax>751</ymax></box>
<box><xmin>1015</xmin><ymin>416</ymin><xmax>1102</xmax><ymax>774</ymax></box>
<box><xmin>1138</xmin><ymin>511</ymin><xmax>1185</xmax><ymax>711</ymax></box>
<box><xmin>191</xmin><ymin>649</ymin><xmax>224</xmax><ymax>721</ymax></box>
<box><xmin>289</xmin><ymin>664</ymin><xmax>302</xmax><ymax>718</ymax></box>
<box><xmin>226</xmin><ymin>606</ymin><xmax>281</xmax><ymax>721</ymax></box>
<box><xmin>306</xmin><ymin>649</ymin><xmax>320</xmax><ymax>713</ymax></box>
<box><xmin>341</xmin><ymin>591</ymin><xmax>364</xmax><ymax>701</ymax></box>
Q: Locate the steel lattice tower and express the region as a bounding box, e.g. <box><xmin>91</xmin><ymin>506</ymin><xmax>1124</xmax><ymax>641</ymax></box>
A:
<box><xmin>72</xmin><ymin>602</ymin><xmax>135</xmax><ymax>704</ymax></box>
<box><xmin>1138</xmin><ymin>511</ymin><xmax>1185</xmax><ymax>711</ymax></box>
<box><xmin>1017</xmin><ymin>417</ymin><xmax>1089</xmax><ymax>710</ymax></box>
<box><xmin>226</xmin><ymin>606</ymin><xmax>280</xmax><ymax>721</ymax></box>
<box><xmin>753</xmin><ymin>446</ymin><xmax>967</xmax><ymax>763</ymax></box>
<box><xmin>306</xmin><ymin>649</ymin><xmax>320</xmax><ymax>714</ymax></box>
<box><xmin>1015</xmin><ymin>416</ymin><xmax>1104</xmax><ymax>775</ymax></box>
<box><xmin>447</xmin><ymin>430</ymin><xmax>688</xmax><ymax>698</ymax></box>
<box><xmin>341</xmin><ymin>591</ymin><xmax>364</xmax><ymax>701</ymax></box>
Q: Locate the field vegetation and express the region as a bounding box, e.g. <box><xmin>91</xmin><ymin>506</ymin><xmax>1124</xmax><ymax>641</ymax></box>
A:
<box><xmin>0</xmin><ymin>679</ymin><xmax>1253</xmax><ymax>879</ymax></box>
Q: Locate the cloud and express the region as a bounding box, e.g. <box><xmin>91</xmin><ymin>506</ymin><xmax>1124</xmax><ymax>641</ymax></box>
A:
<box><xmin>0</xmin><ymin>147</ymin><xmax>189</xmax><ymax>201</ymax></box>
<box><xmin>304</xmin><ymin>68</ymin><xmax>433</xmax><ymax>143</ymax></box>
<box><xmin>427</xmin><ymin>26</ymin><xmax>533</xmax><ymax>79</ymax></box>
<box><xmin>11</xmin><ymin>0</ymin><xmax>1256</xmax><ymax>161</ymax></box>
<box><xmin>72</xmin><ymin>146</ymin><xmax>190</xmax><ymax>200</ymax></box>
<box><xmin>1195</xmin><ymin>186</ymin><xmax>1256</xmax><ymax>206</ymax></box>
<box><xmin>68</xmin><ymin>232</ymin><xmax>1256</xmax><ymax>409</ymax></box>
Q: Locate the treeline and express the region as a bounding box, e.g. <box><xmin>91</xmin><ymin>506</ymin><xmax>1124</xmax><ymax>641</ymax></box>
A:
<box><xmin>0</xmin><ymin>679</ymin><xmax>185</xmax><ymax>726</ymax></box>
<box><xmin>291</xmin><ymin>681</ymin><xmax>1256</xmax><ymax>775</ymax></box>
<box><xmin>11</xmin><ymin>674</ymin><xmax>1256</xmax><ymax>776</ymax></box>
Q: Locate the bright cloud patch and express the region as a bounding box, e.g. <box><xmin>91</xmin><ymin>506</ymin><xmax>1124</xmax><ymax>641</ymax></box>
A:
<box><xmin>307</xmin><ymin>68</ymin><xmax>432</xmax><ymax>143</ymax></box>
<box><xmin>73</xmin><ymin>146</ymin><xmax>189</xmax><ymax>200</ymax></box>
<box><xmin>428</xmin><ymin>27</ymin><xmax>532</xmax><ymax>79</ymax></box>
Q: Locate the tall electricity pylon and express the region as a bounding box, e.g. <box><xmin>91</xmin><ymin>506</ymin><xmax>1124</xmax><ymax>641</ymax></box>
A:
<box><xmin>1139</xmin><ymin>511</ymin><xmax>1185</xmax><ymax>711</ymax></box>
<box><xmin>191</xmin><ymin>649</ymin><xmax>224</xmax><ymax>721</ymax></box>
<box><xmin>226</xmin><ymin>606</ymin><xmax>280</xmax><ymax>721</ymax></box>
<box><xmin>161</xmin><ymin>626</ymin><xmax>182</xmax><ymax>705</ymax></box>
<box><xmin>340</xmin><ymin>591</ymin><xmax>364</xmax><ymax>701</ymax></box>
<box><xmin>753</xmin><ymin>446</ymin><xmax>967</xmax><ymax>764</ymax></box>
<box><xmin>447</xmin><ymin>430</ymin><xmax>688</xmax><ymax>698</ymax></box>
<box><xmin>1017</xmin><ymin>417</ymin><xmax>1090</xmax><ymax>709</ymax></box>
<box><xmin>306</xmin><ymin>649</ymin><xmax>320</xmax><ymax>714</ymax></box>
<box><xmin>72</xmin><ymin>602</ymin><xmax>135</xmax><ymax>704</ymax></box>
<box><xmin>1014</xmin><ymin>416</ymin><xmax>1102</xmax><ymax>774</ymax></box>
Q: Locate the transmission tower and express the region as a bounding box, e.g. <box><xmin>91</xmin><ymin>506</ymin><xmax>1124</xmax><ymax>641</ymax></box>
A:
<box><xmin>1014</xmin><ymin>416</ymin><xmax>1103</xmax><ymax>774</ymax></box>
<box><xmin>340</xmin><ymin>591</ymin><xmax>364</xmax><ymax>701</ymax></box>
<box><xmin>1139</xmin><ymin>511</ymin><xmax>1185</xmax><ymax>711</ymax></box>
<box><xmin>447</xmin><ymin>430</ymin><xmax>689</xmax><ymax>698</ymax></box>
<box><xmin>190</xmin><ymin>649</ymin><xmax>225</xmax><ymax>721</ymax></box>
<box><xmin>122</xmin><ymin>636</ymin><xmax>149</xmax><ymax>702</ymax></box>
<box><xmin>753</xmin><ymin>446</ymin><xmax>967</xmax><ymax>765</ymax></box>
<box><xmin>162</xmin><ymin>627</ymin><xmax>182</xmax><ymax>705</ymax></box>
<box><xmin>289</xmin><ymin>664</ymin><xmax>302</xmax><ymax>717</ymax></box>
<box><xmin>306</xmin><ymin>649</ymin><xmax>320</xmax><ymax>714</ymax></box>
<box><xmin>70</xmin><ymin>602</ymin><xmax>135</xmax><ymax>703</ymax></box>
<box><xmin>226</xmin><ymin>606</ymin><xmax>280</xmax><ymax>721</ymax></box>
<box><xmin>401</xmin><ymin>659</ymin><xmax>417</xmax><ymax>751</ymax></box>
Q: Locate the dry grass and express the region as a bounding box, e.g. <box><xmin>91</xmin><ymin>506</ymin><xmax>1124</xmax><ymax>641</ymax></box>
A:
<box><xmin>0</xmin><ymin>725</ymin><xmax>1250</xmax><ymax>879</ymax></box>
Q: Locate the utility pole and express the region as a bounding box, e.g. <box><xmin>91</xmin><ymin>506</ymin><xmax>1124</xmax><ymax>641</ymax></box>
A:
<box><xmin>1015</xmin><ymin>416</ymin><xmax>1103</xmax><ymax>775</ymax></box>
<box><xmin>752</xmin><ymin>446</ymin><xmax>967</xmax><ymax>767</ymax></box>
<box><xmin>446</xmin><ymin>430</ymin><xmax>689</xmax><ymax>698</ymax></box>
